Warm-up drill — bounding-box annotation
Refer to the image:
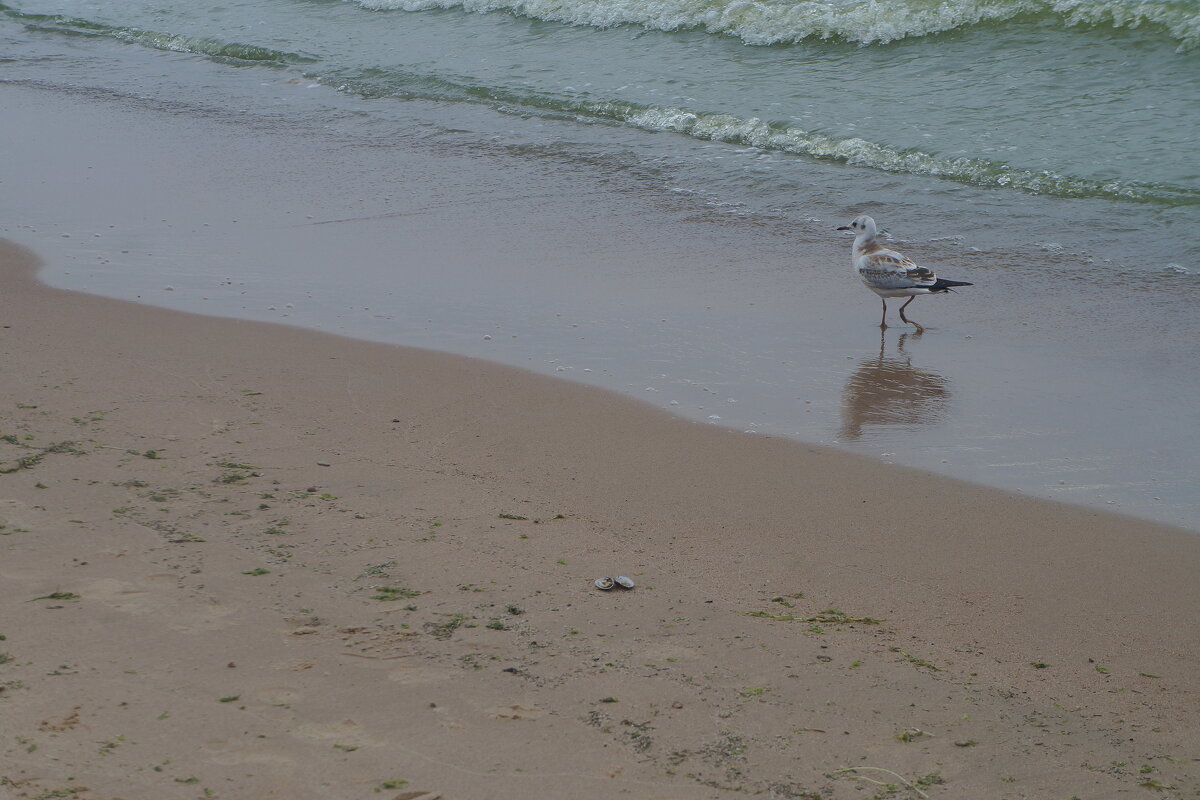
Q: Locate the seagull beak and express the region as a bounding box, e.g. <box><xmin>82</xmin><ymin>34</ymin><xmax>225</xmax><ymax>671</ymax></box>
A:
<box><xmin>836</xmin><ymin>226</ymin><xmax>851</xmax><ymax>231</ymax></box>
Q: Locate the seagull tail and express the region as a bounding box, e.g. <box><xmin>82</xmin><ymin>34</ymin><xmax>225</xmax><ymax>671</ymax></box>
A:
<box><xmin>930</xmin><ymin>278</ymin><xmax>973</xmax><ymax>293</ymax></box>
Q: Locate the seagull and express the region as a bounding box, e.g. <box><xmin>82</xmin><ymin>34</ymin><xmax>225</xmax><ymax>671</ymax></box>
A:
<box><xmin>837</xmin><ymin>215</ymin><xmax>972</xmax><ymax>332</ymax></box>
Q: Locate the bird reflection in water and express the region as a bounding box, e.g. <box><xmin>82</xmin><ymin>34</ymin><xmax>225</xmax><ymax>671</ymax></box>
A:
<box><xmin>839</xmin><ymin>331</ymin><xmax>951</xmax><ymax>441</ymax></box>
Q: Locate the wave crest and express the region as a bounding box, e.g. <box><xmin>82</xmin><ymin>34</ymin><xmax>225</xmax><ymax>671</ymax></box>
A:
<box><xmin>620</xmin><ymin>105</ymin><xmax>1198</xmax><ymax>203</ymax></box>
<box><xmin>6</xmin><ymin>0</ymin><xmax>1194</xmax><ymax>205</ymax></box>
<box><xmin>330</xmin><ymin>67</ymin><xmax>1200</xmax><ymax>205</ymax></box>
<box><xmin>351</xmin><ymin>0</ymin><xmax>1200</xmax><ymax>49</ymax></box>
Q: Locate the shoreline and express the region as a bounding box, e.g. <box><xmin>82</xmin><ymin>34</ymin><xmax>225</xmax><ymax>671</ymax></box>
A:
<box><xmin>3</xmin><ymin>237</ymin><xmax>1199</xmax><ymax>798</ymax></box>
<box><xmin>6</xmin><ymin>77</ymin><xmax>1198</xmax><ymax>528</ymax></box>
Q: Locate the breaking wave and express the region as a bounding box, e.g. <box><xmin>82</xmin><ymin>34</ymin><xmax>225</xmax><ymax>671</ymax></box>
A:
<box><xmin>349</xmin><ymin>0</ymin><xmax>1200</xmax><ymax>49</ymax></box>
<box><xmin>330</xmin><ymin>67</ymin><xmax>1200</xmax><ymax>205</ymax></box>
<box><xmin>5</xmin><ymin>1</ymin><xmax>1194</xmax><ymax>205</ymax></box>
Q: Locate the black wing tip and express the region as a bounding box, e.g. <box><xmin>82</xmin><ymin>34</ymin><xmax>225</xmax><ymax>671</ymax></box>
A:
<box><xmin>931</xmin><ymin>278</ymin><xmax>973</xmax><ymax>292</ymax></box>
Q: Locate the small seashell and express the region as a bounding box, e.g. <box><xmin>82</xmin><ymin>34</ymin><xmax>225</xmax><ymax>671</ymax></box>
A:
<box><xmin>593</xmin><ymin>577</ymin><xmax>615</xmax><ymax>591</ymax></box>
<box><xmin>614</xmin><ymin>576</ymin><xmax>635</xmax><ymax>589</ymax></box>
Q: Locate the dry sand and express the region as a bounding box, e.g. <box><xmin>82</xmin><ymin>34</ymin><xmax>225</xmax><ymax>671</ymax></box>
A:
<box><xmin>2</xmin><ymin>237</ymin><xmax>1198</xmax><ymax>800</ymax></box>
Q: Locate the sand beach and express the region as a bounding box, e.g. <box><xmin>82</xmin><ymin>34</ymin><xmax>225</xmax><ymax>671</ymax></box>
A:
<box><xmin>3</xmin><ymin>237</ymin><xmax>1199</xmax><ymax>799</ymax></box>
<box><xmin>3</xmin><ymin>3</ymin><xmax>1200</xmax><ymax>793</ymax></box>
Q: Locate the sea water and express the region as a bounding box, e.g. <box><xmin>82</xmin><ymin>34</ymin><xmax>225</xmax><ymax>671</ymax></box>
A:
<box><xmin>2</xmin><ymin>0</ymin><xmax>1198</xmax><ymax>526</ymax></box>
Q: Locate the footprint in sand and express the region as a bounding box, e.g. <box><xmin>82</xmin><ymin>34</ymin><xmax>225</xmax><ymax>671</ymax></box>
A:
<box><xmin>203</xmin><ymin>740</ymin><xmax>296</xmax><ymax>766</ymax></box>
<box><xmin>295</xmin><ymin>719</ymin><xmax>362</xmax><ymax>740</ymax></box>
<box><xmin>0</xmin><ymin>499</ymin><xmax>46</xmax><ymax>551</ymax></box>
<box><xmin>640</xmin><ymin>643</ymin><xmax>701</xmax><ymax>663</ymax></box>
<box><xmin>0</xmin><ymin>498</ymin><xmax>34</xmax><ymax>526</ymax></box>
<box><xmin>486</xmin><ymin>704</ymin><xmax>543</xmax><ymax>721</ymax></box>
<box><xmin>80</xmin><ymin>576</ymin><xmax>237</xmax><ymax>632</ymax></box>
<box><xmin>253</xmin><ymin>686</ymin><xmax>302</xmax><ymax>705</ymax></box>
<box><xmin>387</xmin><ymin>665</ymin><xmax>452</xmax><ymax>685</ymax></box>
<box><xmin>76</xmin><ymin>577</ymin><xmax>166</xmax><ymax>615</ymax></box>
<box><xmin>293</xmin><ymin>719</ymin><xmax>383</xmax><ymax>749</ymax></box>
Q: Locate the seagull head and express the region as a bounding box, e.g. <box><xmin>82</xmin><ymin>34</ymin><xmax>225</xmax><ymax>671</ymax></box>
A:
<box><xmin>836</xmin><ymin>215</ymin><xmax>877</xmax><ymax>237</ymax></box>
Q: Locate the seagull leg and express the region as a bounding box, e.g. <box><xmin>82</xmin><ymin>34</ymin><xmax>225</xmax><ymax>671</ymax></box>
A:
<box><xmin>898</xmin><ymin>297</ymin><xmax>924</xmax><ymax>333</ymax></box>
<box><xmin>879</xmin><ymin>298</ymin><xmax>888</xmax><ymax>330</ymax></box>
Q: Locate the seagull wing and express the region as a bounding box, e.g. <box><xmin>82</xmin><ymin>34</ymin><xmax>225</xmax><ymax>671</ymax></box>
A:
<box><xmin>857</xmin><ymin>250</ymin><xmax>937</xmax><ymax>291</ymax></box>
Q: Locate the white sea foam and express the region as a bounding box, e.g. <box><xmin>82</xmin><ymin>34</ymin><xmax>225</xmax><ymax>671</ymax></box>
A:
<box><xmin>350</xmin><ymin>0</ymin><xmax>1200</xmax><ymax>49</ymax></box>
<box><xmin>615</xmin><ymin>105</ymin><xmax>1193</xmax><ymax>203</ymax></box>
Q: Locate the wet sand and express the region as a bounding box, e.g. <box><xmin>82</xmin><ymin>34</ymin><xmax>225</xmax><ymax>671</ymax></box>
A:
<box><xmin>3</xmin><ymin>237</ymin><xmax>1199</xmax><ymax>799</ymax></box>
<box><xmin>6</xmin><ymin>77</ymin><xmax>1197</xmax><ymax>528</ymax></box>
